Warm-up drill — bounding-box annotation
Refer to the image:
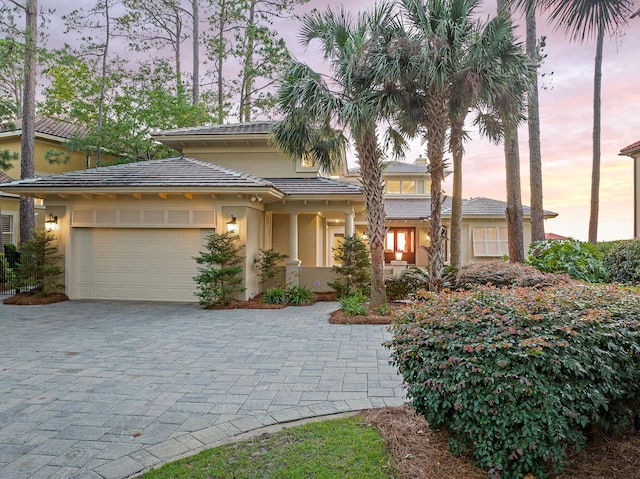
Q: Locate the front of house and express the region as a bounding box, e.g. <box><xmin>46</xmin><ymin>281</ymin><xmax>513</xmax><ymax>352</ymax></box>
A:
<box><xmin>1</xmin><ymin>121</ymin><xmax>557</xmax><ymax>302</ymax></box>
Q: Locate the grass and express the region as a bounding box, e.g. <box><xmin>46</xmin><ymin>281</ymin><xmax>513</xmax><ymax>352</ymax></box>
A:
<box><xmin>140</xmin><ymin>415</ymin><xmax>396</xmax><ymax>479</ymax></box>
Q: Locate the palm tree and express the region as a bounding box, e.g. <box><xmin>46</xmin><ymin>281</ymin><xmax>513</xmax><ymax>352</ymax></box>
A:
<box><xmin>271</xmin><ymin>5</ymin><xmax>398</xmax><ymax>308</ymax></box>
<box><xmin>544</xmin><ymin>0</ymin><xmax>633</xmax><ymax>244</ymax></box>
<box><xmin>448</xmin><ymin>12</ymin><xmax>533</xmax><ymax>268</ymax></box>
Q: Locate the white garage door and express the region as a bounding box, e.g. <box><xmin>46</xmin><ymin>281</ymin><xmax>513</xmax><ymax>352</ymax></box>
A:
<box><xmin>72</xmin><ymin>228</ymin><xmax>212</xmax><ymax>302</ymax></box>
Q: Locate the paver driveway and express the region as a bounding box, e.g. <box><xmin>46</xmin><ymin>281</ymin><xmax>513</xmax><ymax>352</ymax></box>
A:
<box><xmin>0</xmin><ymin>299</ymin><xmax>405</xmax><ymax>479</ymax></box>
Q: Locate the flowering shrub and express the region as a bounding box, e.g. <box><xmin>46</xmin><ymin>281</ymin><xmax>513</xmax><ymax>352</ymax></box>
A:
<box><xmin>455</xmin><ymin>260</ymin><xmax>568</xmax><ymax>290</ymax></box>
<box><xmin>386</xmin><ymin>284</ymin><xmax>640</xmax><ymax>479</ymax></box>
<box><xmin>602</xmin><ymin>239</ymin><xmax>640</xmax><ymax>284</ymax></box>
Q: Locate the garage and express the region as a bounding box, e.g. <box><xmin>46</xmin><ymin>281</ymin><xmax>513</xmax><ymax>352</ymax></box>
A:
<box><xmin>71</xmin><ymin>227</ymin><xmax>212</xmax><ymax>302</ymax></box>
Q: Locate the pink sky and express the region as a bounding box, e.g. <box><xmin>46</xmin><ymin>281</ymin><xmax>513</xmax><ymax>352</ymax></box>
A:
<box><xmin>45</xmin><ymin>0</ymin><xmax>640</xmax><ymax>241</ymax></box>
<box><xmin>296</xmin><ymin>1</ymin><xmax>639</xmax><ymax>242</ymax></box>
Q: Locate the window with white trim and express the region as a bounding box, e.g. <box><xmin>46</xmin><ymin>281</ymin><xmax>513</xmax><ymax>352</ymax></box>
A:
<box><xmin>2</xmin><ymin>213</ymin><xmax>16</xmax><ymax>246</ymax></box>
<box><xmin>473</xmin><ymin>226</ymin><xmax>508</xmax><ymax>257</ymax></box>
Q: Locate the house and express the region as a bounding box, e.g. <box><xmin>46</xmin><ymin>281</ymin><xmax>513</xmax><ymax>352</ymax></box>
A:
<box><xmin>0</xmin><ymin>121</ymin><xmax>557</xmax><ymax>302</ymax></box>
<box><xmin>0</xmin><ymin>117</ymin><xmax>112</xmax><ymax>243</ymax></box>
<box><xmin>619</xmin><ymin>139</ymin><xmax>640</xmax><ymax>238</ymax></box>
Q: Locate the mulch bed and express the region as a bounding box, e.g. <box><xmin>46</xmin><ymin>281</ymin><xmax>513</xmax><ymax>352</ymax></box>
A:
<box><xmin>328</xmin><ymin>301</ymin><xmax>408</xmax><ymax>324</ymax></box>
<box><xmin>361</xmin><ymin>406</ymin><xmax>640</xmax><ymax>479</ymax></box>
<box><xmin>3</xmin><ymin>292</ymin><xmax>69</xmax><ymax>305</ymax></box>
<box><xmin>206</xmin><ymin>292</ymin><xmax>338</xmax><ymax>310</ymax></box>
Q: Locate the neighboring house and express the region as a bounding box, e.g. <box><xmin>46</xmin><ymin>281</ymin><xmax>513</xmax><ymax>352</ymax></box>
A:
<box><xmin>620</xmin><ymin>139</ymin><xmax>640</xmax><ymax>238</ymax></box>
<box><xmin>0</xmin><ymin>171</ymin><xmax>18</xmax><ymax>246</ymax></box>
<box><xmin>0</xmin><ymin>117</ymin><xmax>114</xmax><ymax>242</ymax></box>
<box><xmin>0</xmin><ymin>121</ymin><xmax>557</xmax><ymax>302</ymax></box>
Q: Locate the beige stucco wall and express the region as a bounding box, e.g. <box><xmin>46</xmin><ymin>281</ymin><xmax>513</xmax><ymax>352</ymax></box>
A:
<box><xmin>459</xmin><ymin>218</ymin><xmax>534</xmax><ymax>264</ymax></box>
<box><xmin>180</xmin><ymin>147</ymin><xmax>318</xmax><ymax>178</ymax></box>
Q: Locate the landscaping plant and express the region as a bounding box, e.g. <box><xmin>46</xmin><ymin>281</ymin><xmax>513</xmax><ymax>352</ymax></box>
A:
<box><xmin>263</xmin><ymin>283</ymin><xmax>314</xmax><ymax>306</ymax></box>
<box><xmin>255</xmin><ymin>248</ymin><xmax>288</xmax><ymax>287</ymax></box>
<box><xmin>602</xmin><ymin>239</ymin><xmax>640</xmax><ymax>284</ymax></box>
<box><xmin>455</xmin><ymin>260</ymin><xmax>567</xmax><ymax>290</ymax></box>
<box><xmin>339</xmin><ymin>289</ymin><xmax>368</xmax><ymax>316</ymax></box>
<box><xmin>328</xmin><ymin>234</ymin><xmax>371</xmax><ymax>298</ymax></box>
<box><xmin>387</xmin><ymin>283</ymin><xmax>640</xmax><ymax>479</ymax></box>
<box><xmin>527</xmin><ymin>238</ymin><xmax>609</xmax><ymax>283</ymax></box>
<box><xmin>11</xmin><ymin>230</ymin><xmax>64</xmax><ymax>295</ymax></box>
<box><xmin>193</xmin><ymin>231</ymin><xmax>245</xmax><ymax>308</ymax></box>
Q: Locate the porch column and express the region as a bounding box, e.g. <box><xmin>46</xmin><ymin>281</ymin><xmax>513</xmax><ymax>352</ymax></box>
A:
<box><xmin>344</xmin><ymin>209</ymin><xmax>355</xmax><ymax>237</ymax></box>
<box><xmin>285</xmin><ymin>211</ymin><xmax>301</xmax><ymax>285</ymax></box>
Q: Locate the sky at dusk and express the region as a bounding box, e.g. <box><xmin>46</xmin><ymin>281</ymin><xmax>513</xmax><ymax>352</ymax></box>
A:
<box><xmin>42</xmin><ymin>0</ymin><xmax>640</xmax><ymax>241</ymax></box>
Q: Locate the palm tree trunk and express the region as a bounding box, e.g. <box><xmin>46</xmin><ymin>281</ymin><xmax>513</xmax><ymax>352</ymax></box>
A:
<box><xmin>504</xmin><ymin>131</ymin><xmax>525</xmax><ymax>262</ymax></box>
<box><xmin>20</xmin><ymin>0</ymin><xmax>37</xmax><ymax>245</ymax></box>
<box><xmin>450</xmin><ymin>118</ymin><xmax>464</xmax><ymax>268</ymax></box>
<box><xmin>588</xmin><ymin>24</ymin><xmax>603</xmax><ymax>245</ymax></box>
<box><xmin>425</xmin><ymin>87</ymin><xmax>449</xmax><ymax>291</ymax></box>
<box><xmin>356</xmin><ymin>128</ymin><xmax>386</xmax><ymax>308</ymax></box>
<box><xmin>526</xmin><ymin>5</ymin><xmax>545</xmax><ymax>242</ymax></box>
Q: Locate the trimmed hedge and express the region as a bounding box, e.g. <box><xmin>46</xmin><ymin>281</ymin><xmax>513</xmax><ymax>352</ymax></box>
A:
<box><xmin>455</xmin><ymin>260</ymin><xmax>568</xmax><ymax>290</ymax></box>
<box><xmin>386</xmin><ymin>284</ymin><xmax>640</xmax><ymax>479</ymax></box>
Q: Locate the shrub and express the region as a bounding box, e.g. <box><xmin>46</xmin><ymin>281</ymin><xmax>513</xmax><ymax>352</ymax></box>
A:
<box><xmin>263</xmin><ymin>284</ymin><xmax>314</xmax><ymax>306</ymax></box>
<box><xmin>193</xmin><ymin>231</ymin><xmax>245</xmax><ymax>308</ymax></box>
<box><xmin>0</xmin><ymin>253</ymin><xmax>13</xmax><ymax>284</ymax></box>
<box><xmin>255</xmin><ymin>248</ymin><xmax>288</xmax><ymax>287</ymax></box>
<box><xmin>327</xmin><ymin>235</ymin><xmax>371</xmax><ymax>298</ymax></box>
<box><xmin>455</xmin><ymin>260</ymin><xmax>567</xmax><ymax>290</ymax></box>
<box><xmin>602</xmin><ymin>239</ymin><xmax>640</xmax><ymax>284</ymax></box>
<box><xmin>385</xmin><ymin>266</ymin><xmax>429</xmax><ymax>300</ymax></box>
<box><xmin>263</xmin><ymin>286</ymin><xmax>286</xmax><ymax>304</ymax></box>
<box><xmin>284</xmin><ymin>284</ymin><xmax>314</xmax><ymax>305</ymax></box>
<box><xmin>340</xmin><ymin>290</ymin><xmax>368</xmax><ymax>316</ymax></box>
<box><xmin>386</xmin><ymin>284</ymin><xmax>640</xmax><ymax>479</ymax></box>
<box><xmin>11</xmin><ymin>230</ymin><xmax>64</xmax><ymax>295</ymax></box>
<box><xmin>527</xmin><ymin>239</ymin><xmax>609</xmax><ymax>283</ymax></box>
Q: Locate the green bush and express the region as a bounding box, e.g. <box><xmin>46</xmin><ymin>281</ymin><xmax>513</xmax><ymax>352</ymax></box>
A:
<box><xmin>527</xmin><ymin>239</ymin><xmax>609</xmax><ymax>283</ymax></box>
<box><xmin>263</xmin><ymin>284</ymin><xmax>314</xmax><ymax>306</ymax></box>
<box><xmin>11</xmin><ymin>230</ymin><xmax>64</xmax><ymax>295</ymax></box>
<box><xmin>0</xmin><ymin>253</ymin><xmax>13</xmax><ymax>284</ymax></box>
<box><xmin>385</xmin><ymin>266</ymin><xmax>429</xmax><ymax>300</ymax></box>
<box><xmin>193</xmin><ymin>231</ymin><xmax>245</xmax><ymax>308</ymax></box>
<box><xmin>387</xmin><ymin>284</ymin><xmax>640</xmax><ymax>479</ymax></box>
<box><xmin>455</xmin><ymin>260</ymin><xmax>566</xmax><ymax>290</ymax></box>
<box><xmin>602</xmin><ymin>239</ymin><xmax>640</xmax><ymax>284</ymax></box>
<box><xmin>263</xmin><ymin>286</ymin><xmax>287</xmax><ymax>304</ymax></box>
<box><xmin>339</xmin><ymin>290</ymin><xmax>368</xmax><ymax>316</ymax></box>
<box><xmin>284</xmin><ymin>284</ymin><xmax>314</xmax><ymax>305</ymax></box>
<box><xmin>255</xmin><ymin>248</ymin><xmax>288</xmax><ymax>287</ymax></box>
<box><xmin>327</xmin><ymin>235</ymin><xmax>371</xmax><ymax>298</ymax></box>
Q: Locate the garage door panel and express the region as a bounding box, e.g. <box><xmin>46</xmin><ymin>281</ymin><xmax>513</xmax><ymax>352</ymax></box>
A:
<box><xmin>72</xmin><ymin>228</ymin><xmax>211</xmax><ymax>302</ymax></box>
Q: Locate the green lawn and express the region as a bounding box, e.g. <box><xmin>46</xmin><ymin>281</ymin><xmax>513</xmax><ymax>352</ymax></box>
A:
<box><xmin>141</xmin><ymin>415</ymin><xmax>397</xmax><ymax>479</ymax></box>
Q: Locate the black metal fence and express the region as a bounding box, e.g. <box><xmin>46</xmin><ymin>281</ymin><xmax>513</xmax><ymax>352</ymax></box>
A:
<box><xmin>1</xmin><ymin>250</ymin><xmax>20</xmax><ymax>295</ymax></box>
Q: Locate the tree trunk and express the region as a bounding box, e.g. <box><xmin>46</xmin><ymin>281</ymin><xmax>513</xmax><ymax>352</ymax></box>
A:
<box><xmin>216</xmin><ymin>0</ymin><xmax>226</xmax><ymax>123</ymax></box>
<box><xmin>192</xmin><ymin>0</ymin><xmax>200</xmax><ymax>105</ymax></box>
<box><xmin>526</xmin><ymin>5</ymin><xmax>545</xmax><ymax>243</ymax></box>
<box><xmin>20</xmin><ymin>0</ymin><xmax>37</xmax><ymax>245</ymax></box>
<box><xmin>450</xmin><ymin>118</ymin><xmax>464</xmax><ymax>268</ymax></box>
<box><xmin>239</xmin><ymin>0</ymin><xmax>256</xmax><ymax>122</ymax></box>
<box><xmin>504</xmin><ymin>131</ymin><xmax>525</xmax><ymax>262</ymax></box>
<box><xmin>588</xmin><ymin>25</ymin><xmax>603</xmax><ymax>245</ymax></box>
<box><xmin>96</xmin><ymin>0</ymin><xmax>111</xmax><ymax>167</ymax></box>
<box><xmin>356</xmin><ymin>128</ymin><xmax>387</xmax><ymax>308</ymax></box>
<box><xmin>425</xmin><ymin>87</ymin><xmax>450</xmax><ymax>291</ymax></box>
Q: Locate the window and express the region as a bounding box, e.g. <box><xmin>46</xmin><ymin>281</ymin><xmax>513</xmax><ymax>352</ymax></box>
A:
<box><xmin>384</xmin><ymin>227</ymin><xmax>415</xmax><ymax>263</ymax></box>
<box><xmin>1</xmin><ymin>213</ymin><xmax>16</xmax><ymax>245</ymax></box>
<box><xmin>386</xmin><ymin>180</ymin><xmax>401</xmax><ymax>194</ymax></box>
<box><xmin>385</xmin><ymin>180</ymin><xmax>417</xmax><ymax>194</ymax></box>
<box><xmin>473</xmin><ymin>226</ymin><xmax>508</xmax><ymax>256</ymax></box>
<box><xmin>402</xmin><ymin>180</ymin><xmax>415</xmax><ymax>193</ymax></box>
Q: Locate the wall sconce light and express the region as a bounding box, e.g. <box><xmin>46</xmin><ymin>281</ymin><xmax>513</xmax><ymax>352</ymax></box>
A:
<box><xmin>251</xmin><ymin>194</ymin><xmax>263</xmax><ymax>202</ymax></box>
<box><xmin>226</xmin><ymin>215</ymin><xmax>239</xmax><ymax>233</ymax></box>
<box><xmin>44</xmin><ymin>214</ymin><xmax>58</xmax><ymax>232</ymax></box>
<box><xmin>395</xmin><ymin>250</ymin><xmax>403</xmax><ymax>261</ymax></box>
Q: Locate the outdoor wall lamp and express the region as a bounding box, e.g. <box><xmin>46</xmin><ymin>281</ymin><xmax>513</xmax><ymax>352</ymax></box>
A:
<box><xmin>395</xmin><ymin>250</ymin><xmax>403</xmax><ymax>261</ymax></box>
<box><xmin>44</xmin><ymin>214</ymin><xmax>58</xmax><ymax>232</ymax></box>
<box><xmin>226</xmin><ymin>215</ymin><xmax>238</xmax><ymax>233</ymax></box>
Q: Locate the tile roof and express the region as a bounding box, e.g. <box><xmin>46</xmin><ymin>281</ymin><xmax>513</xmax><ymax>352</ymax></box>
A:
<box><xmin>269</xmin><ymin>177</ymin><xmax>362</xmax><ymax>195</ymax></box>
<box><xmin>0</xmin><ymin>117</ymin><xmax>86</xmax><ymax>139</ymax></box>
<box><xmin>1</xmin><ymin>157</ymin><xmax>274</xmax><ymax>189</ymax></box>
<box><xmin>384</xmin><ymin>196</ymin><xmax>557</xmax><ymax>219</ymax></box>
<box><xmin>0</xmin><ymin>171</ymin><xmax>12</xmax><ymax>184</ymax></box>
<box><xmin>153</xmin><ymin>121</ymin><xmax>275</xmax><ymax>137</ymax></box>
<box><xmin>349</xmin><ymin>160</ymin><xmax>428</xmax><ymax>175</ymax></box>
<box><xmin>620</xmin><ymin>139</ymin><xmax>640</xmax><ymax>154</ymax></box>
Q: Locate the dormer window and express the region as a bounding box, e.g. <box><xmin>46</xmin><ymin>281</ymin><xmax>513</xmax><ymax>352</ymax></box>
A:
<box><xmin>386</xmin><ymin>179</ymin><xmax>417</xmax><ymax>194</ymax></box>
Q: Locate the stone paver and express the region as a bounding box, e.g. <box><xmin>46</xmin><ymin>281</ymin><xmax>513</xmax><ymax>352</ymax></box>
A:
<box><xmin>0</xmin><ymin>299</ymin><xmax>405</xmax><ymax>478</ymax></box>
